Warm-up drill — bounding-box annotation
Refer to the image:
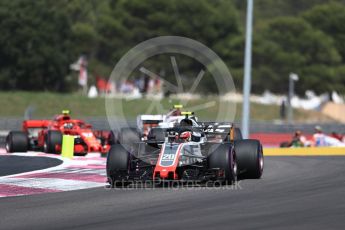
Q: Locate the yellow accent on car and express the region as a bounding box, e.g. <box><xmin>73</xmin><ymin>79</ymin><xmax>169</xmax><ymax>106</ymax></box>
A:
<box><xmin>181</xmin><ymin>111</ymin><xmax>193</xmax><ymax>115</ymax></box>
<box><xmin>62</xmin><ymin>110</ymin><xmax>70</xmax><ymax>115</ymax></box>
<box><xmin>230</xmin><ymin>126</ymin><xmax>234</xmax><ymax>142</ymax></box>
<box><xmin>61</xmin><ymin>135</ymin><xmax>74</xmax><ymax>158</ymax></box>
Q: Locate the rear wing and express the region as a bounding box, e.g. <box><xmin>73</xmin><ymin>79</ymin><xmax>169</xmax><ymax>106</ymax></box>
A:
<box><xmin>201</xmin><ymin>122</ymin><xmax>236</xmax><ymax>142</ymax></box>
<box><xmin>201</xmin><ymin>122</ymin><xmax>233</xmax><ymax>131</ymax></box>
<box><xmin>22</xmin><ymin>120</ymin><xmax>52</xmax><ymax>130</ymax></box>
<box><xmin>22</xmin><ymin>120</ymin><xmax>52</xmax><ymax>138</ymax></box>
<box><xmin>137</xmin><ymin>115</ymin><xmax>165</xmax><ymax>130</ymax></box>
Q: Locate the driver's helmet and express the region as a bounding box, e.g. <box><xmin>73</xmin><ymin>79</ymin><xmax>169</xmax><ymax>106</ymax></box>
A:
<box><xmin>63</xmin><ymin>122</ymin><xmax>74</xmax><ymax>129</ymax></box>
<box><xmin>180</xmin><ymin>131</ymin><xmax>192</xmax><ymax>141</ymax></box>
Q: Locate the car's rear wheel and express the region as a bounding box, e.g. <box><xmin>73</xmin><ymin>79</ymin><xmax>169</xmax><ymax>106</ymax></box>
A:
<box><xmin>44</xmin><ymin>131</ymin><xmax>62</xmax><ymax>154</ymax></box>
<box><xmin>208</xmin><ymin>143</ymin><xmax>237</xmax><ymax>184</ymax></box>
<box><xmin>6</xmin><ymin>131</ymin><xmax>28</xmax><ymax>153</ymax></box>
<box><xmin>234</xmin><ymin>128</ymin><xmax>243</xmax><ymax>140</ymax></box>
<box><xmin>106</xmin><ymin>144</ymin><xmax>130</xmax><ymax>187</ymax></box>
<box><xmin>235</xmin><ymin>139</ymin><xmax>263</xmax><ymax>179</ymax></box>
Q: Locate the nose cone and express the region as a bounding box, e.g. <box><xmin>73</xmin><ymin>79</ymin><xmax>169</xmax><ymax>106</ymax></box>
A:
<box><xmin>154</xmin><ymin>170</ymin><xmax>176</xmax><ymax>180</ymax></box>
<box><xmin>159</xmin><ymin>169</ymin><xmax>169</xmax><ymax>179</ymax></box>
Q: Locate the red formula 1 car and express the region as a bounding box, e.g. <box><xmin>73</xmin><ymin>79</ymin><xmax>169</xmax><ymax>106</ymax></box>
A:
<box><xmin>6</xmin><ymin>110</ymin><xmax>112</xmax><ymax>156</ymax></box>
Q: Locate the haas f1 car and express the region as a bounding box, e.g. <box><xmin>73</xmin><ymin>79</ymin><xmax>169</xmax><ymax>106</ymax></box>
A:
<box><xmin>107</xmin><ymin>113</ymin><xmax>264</xmax><ymax>186</ymax></box>
<box><xmin>6</xmin><ymin>111</ymin><xmax>111</xmax><ymax>155</ymax></box>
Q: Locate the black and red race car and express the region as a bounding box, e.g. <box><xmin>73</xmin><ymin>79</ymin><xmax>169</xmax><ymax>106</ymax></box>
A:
<box><xmin>106</xmin><ymin>114</ymin><xmax>264</xmax><ymax>187</ymax></box>
<box><xmin>6</xmin><ymin>110</ymin><xmax>112</xmax><ymax>156</ymax></box>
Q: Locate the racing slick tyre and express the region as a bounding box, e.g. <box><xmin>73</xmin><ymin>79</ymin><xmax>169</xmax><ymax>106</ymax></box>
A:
<box><xmin>119</xmin><ymin>128</ymin><xmax>140</xmax><ymax>144</ymax></box>
<box><xmin>235</xmin><ymin>139</ymin><xmax>263</xmax><ymax>179</ymax></box>
<box><xmin>108</xmin><ymin>130</ymin><xmax>119</xmax><ymax>145</ymax></box>
<box><xmin>44</xmin><ymin>131</ymin><xmax>62</xmax><ymax>154</ymax></box>
<box><xmin>6</xmin><ymin>131</ymin><xmax>28</xmax><ymax>153</ymax></box>
<box><xmin>147</xmin><ymin>128</ymin><xmax>165</xmax><ymax>142</ymax></box>
<box><xmin>106</xmin><ymin>144</ymin><xmax>130</xmax><ymax>187</ymax></box>
<box><xmin>234</xmin><ymin>128</ymin><xmax>243</xmax><ymax>141</ymax></box>
<box><xmin>207</xmin><ymin>143</ymin><xmax>237</xmax><ymax>184</ymax></box>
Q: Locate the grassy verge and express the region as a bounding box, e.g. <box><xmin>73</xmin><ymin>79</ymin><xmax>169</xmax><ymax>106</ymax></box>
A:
<box><xmin>0</xmin><ymin>91</ymin><xmax>334</xmax><ymax>122</ymax></box>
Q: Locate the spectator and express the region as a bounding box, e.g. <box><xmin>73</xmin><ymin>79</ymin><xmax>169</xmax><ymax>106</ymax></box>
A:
<box><xmin>313</xmin><ymin>126</ymin><xmax>326</xmax><ymax>147</ymax></box>
<box><xmin>290</xmin><ymin>130</ymin><xmax>308</xmax><ymax>147</ymax></box>
<box><xmin>280</xmin><ymin>99</ymin><xmax>286</xmax><ymax>120</ymax></box>
<box><xmin>154</xmin><ymin>77</ymin><xmax>162</xmax><ymax>93</ymax></box>
<box><xmin>331</xmin><ymin>131</ymin><xmax>343</xmax><ymax>141</ymax></box>
<box><xmin>143</xmin><ymin>75</ymin><xmax>150</xmax><ymax>94</ymax></box>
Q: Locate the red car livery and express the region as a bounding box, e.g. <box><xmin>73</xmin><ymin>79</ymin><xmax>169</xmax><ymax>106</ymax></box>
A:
<box><xmin>6</xmin><ymin>111</ymin><xmax>111</xmax><ymax>155</ymax></box>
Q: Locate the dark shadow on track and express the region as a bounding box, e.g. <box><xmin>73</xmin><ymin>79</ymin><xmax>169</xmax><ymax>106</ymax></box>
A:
<box><xmin>0</xmin><ymin>156</ymin><xmax>62</xmax><ymax>176</ymax></box>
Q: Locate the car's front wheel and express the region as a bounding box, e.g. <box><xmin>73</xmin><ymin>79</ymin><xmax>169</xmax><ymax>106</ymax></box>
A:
<box><xmin>106</xmin><ymin>144</ymin><xmax>130</xmax><ymax>187</ymax></box>
<box><xmin>44</xmin><ymin>131</ymin><xmax>62</xmax><ymax>154</ymax></box>
<box><xmin>119</xmin><ymin>128</ymin><xmax>140</xmax><ymax>144</ymax></box>
<box><xmin>208</xmin><ymin>143</ymin><xmax>237</xmax><ymax>184</ymax></box>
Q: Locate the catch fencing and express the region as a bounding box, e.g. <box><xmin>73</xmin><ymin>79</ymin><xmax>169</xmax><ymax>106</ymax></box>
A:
<box><xmin>0</xmin><ymin>117</ymin><xmax>343</xmax><ymax>134</ymax></box>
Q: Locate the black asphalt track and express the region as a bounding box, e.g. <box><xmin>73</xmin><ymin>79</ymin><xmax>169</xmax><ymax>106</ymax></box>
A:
<box><xmin>1</xmin><ymin>156</ymin><xmax>345</xmax><ymax>230</ymax></box>
<box><xmin>0</xmin><ymin>155</ymin><xmax>62</xmax><ymax>176</ymax></box>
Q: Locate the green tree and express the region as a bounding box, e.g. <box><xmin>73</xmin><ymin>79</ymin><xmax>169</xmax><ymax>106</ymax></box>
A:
<box><xmin>114</xmin><ymin>0</ymin><xmax>241</xmax><ymax>93</ymax></box>
<box><xmin>254</xmin><ymin>17</ymin><xmax>341</xmax><ymax>94</ymax></box>
<box><xmin>0</xmin><ymin>0</ymin><xmax>74</xmax><ymax>91</ymax></box>
<box><xmin>303</xmin><ymin>2</ymin><xmax>345</xmax><ymax>62</ymax></box>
